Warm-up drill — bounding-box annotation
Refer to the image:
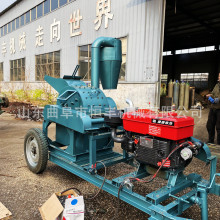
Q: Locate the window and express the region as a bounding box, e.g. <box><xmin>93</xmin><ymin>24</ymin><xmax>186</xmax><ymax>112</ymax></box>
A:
<box><xmin>176</xmin><ymin>46</ymin><xmax>215</xmax><ymax>55</ymax></box>
<box><xmin>181</xmin><ymin>73</ymin><xmax>209</xmax><ymax>89</ymax></box>
<box><xmin>163</xmin><ymin>51</ymin><xmax>172</xmax><ymax>56</ymax></box>
<box><xmin>181</xmin><ymin>49</ymin><xmax>188</xmax><ymax>54</ymax></box>
<box><xmin>0</xmin><ymin>63</ymin><xmax>3</xmax><ymax>81</ymax></box>
<box><xmin>206</xmin><ymin>46</ymin><xmax>215</xmax><ymax>51</ymax></box>
<box><xmin>35</xmin><ymin>51</ymin><xmax>60</xmax><ymax>81</ymax></box>
<box><xmin>8</xmin><ymin>23</ymin><xmax>11</xmax><ymax>33</ymax></box>
<box><xmin>78</xmin><ymin>45</ymin><xmax>91</xmax><ymax>81</ymax></box>
<box><xmin>26</xmin><ymin>11</ymin><xmax>30</xmax><ymax>24</ymax></box>
<box><xmin>161</xmin><ymin>74</ymin><xmax>168</xmax><ymax>85</ymax></box>
<box><xmin>197</xmin><ymin>47</ymin><xmax>205</xmax><ymax>52</ymax></box>
<box><xmin>0</xmin><ymin>0</ymin><xmax>78</xmax><ymax>37</ymax></box>
<box><xmin>188</xmin><ymin>48</ymin><xmax>196</xmax><ymax>53</ymax></box>
<box><xmin>51</xmin><ymin>0</ymin><xmax>58</xmax><ymax>11</ymax></box>
<box><xmin>37</xmin><ymin>3</ymin><xmax>43</xmax><ymax>18</ymax></box>
<box><xmin>119</xmin><ymin>37</ymin><xmax>127</xmax><ymax>81</ymax></box>
<box><xmin>78</xmin><ymin>37</ymin><xmax>127</xmax><ymax>81</ymax></box>
<box><xmin>59</xmin><ymin>0</ymin><xmax>67</xmax><ymax>7</ymax></box>
<box><xmin>20</xmin><ymin>14</ymin><xmax>25</xmax><ymax>26</ymax></box>
<box><xmin>10</xmin><ymin>58</ymin><xmax>26</xmax><ymax>81</ymax></box>
<box><xmin>4</xmin><ymin>25</ymin><xmax>7</xmax><ymax>35</ymax></box>
<box><xmin>16</xmin><ymin>17</ymin><xmax>20</xmax><ymax>29</ymax></box>
<box><xmin>12</xmin><ymin>20</ymin><xmax>15</xmax><ymax>31</ymax></box>
<box><xmin>44</xmin><ymin>0</ymin><xmax>50</xmax><ymax>15</ymax></box>
<box><xmin>31</xmin><ymin>7</ymin><xmax>36</xmax><ymax>21</ymax></box>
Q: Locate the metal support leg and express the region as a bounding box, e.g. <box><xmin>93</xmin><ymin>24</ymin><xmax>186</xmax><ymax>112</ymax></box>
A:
<box><xmin>89</xmin><ymin>136</ymin><xmax>96</xmax><ymax>167</ymax></box>
<box><xmin>199</xmin><ymin>188</ymin><xmax>208</xmax><ymax>220</ymax></box>
<box><xmin>123</xmin><ymin>149</ymin><xmax>128</xmax><ymax>159</ymax></box>
<box><xmin>209</xmin><ymin>156</ymin><xmax>217</xmax><ymax>191</ymax></box>
<box><xmin>43</xmin><ymin>120</ymin><xmax>51</xmax><ymax>135</ymax></box>
<box><xmin>167</xmin><ymin>171</ymin><xmax>184</xmax><ymax>188</ymax></box>
<box><xmin>66</xmin><ymin>130</ymin><xmax>75</xmax><ymax>155</ymax></box>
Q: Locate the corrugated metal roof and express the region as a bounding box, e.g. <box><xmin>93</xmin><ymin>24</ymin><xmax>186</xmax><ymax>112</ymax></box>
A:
<box><xmin>165</xmin><ymin>0</ymin><xmax>220</xmax><ymax>50</ymax></box>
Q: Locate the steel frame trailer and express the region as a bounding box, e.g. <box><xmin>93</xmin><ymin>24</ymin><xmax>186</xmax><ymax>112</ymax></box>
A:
<box><xmin>44</xmin><ymin>122</ymin><xmax>220</xmax><ymax>220</ymax></box>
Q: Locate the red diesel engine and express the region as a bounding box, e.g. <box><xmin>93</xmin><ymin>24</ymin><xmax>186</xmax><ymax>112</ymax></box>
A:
<box><xmin>105</xmin><ymin>109</ymin><xmax>202</xmax><ymax>170</ymax></box>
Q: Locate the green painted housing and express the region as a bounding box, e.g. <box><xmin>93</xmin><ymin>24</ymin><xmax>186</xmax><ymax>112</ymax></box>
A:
<box><xmin>91</xmin><ymin>37</ymin><xmax>122</xmax><ymax>89</ymax></box>
<box><xmin>42</xmin><ymin>37</ymin><xmax>122</xmax><ymax>158</ymax></box>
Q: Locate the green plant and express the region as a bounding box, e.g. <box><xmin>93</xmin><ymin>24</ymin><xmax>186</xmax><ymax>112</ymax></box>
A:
<box><xmin>15</xmin><ymin>89</ymin><xmax>26</xmax><ymax>101</ymax></box>
<box><xmin>4</xmin><ymin>86</ymin><xmax>57</xmax><ymax>106</ymax></box>
<box><xmin>32</xmin><ymin>89</ymin><xmax>44</xmax><ymax>101</ymax></box>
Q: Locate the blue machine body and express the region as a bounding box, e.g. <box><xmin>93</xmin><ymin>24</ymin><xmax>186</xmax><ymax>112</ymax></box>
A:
<box><xmin>43</xmin><ymin>75</ymin><xmax>117</xmax><ymax>157</ymax></box>
<box><xmin>41</xmin><ymin>37</ymin><xmax>220</xmax><ymax>220</ymax></box>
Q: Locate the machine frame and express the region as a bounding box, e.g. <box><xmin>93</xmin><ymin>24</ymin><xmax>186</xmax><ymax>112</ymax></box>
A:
<box><xmin>43</xmin><ymin>121</ymin><xmax>220</xmax><ymax>220</ymax></box>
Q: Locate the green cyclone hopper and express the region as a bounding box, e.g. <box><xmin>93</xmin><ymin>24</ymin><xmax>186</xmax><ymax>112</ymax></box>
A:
<box><xmin>24</xmin><ymin>37</ymin><xmax>220</xmax><ymax>220</ymax></box>
<box><xmin>91</xmin><ymin>37</ymin><xmax>122</xmax><ymax>89</ymax></box>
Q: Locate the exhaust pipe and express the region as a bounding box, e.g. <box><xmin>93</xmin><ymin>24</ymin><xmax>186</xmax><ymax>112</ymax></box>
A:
<box><xmin>111</xmin><ymin>128</ymin><xmax>126</xmax><ymax>143</ymax></box>
<box><xmin>126</xmin><ymin>98</ymin><xmax>134</xmax><ymax>108</ymax></box>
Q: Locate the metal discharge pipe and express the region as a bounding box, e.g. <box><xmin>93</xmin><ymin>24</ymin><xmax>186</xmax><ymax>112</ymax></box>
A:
<box><xmin>91</xmin><ymin>37</ymin><xmax>122</xmax><ymax>89</ymax></box>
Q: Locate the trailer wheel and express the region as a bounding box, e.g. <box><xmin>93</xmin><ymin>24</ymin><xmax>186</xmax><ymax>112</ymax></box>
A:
<box><xmin>24</xmin><ymin>128</ymin><xmax>48</xmax><ymax>174</ymax></box>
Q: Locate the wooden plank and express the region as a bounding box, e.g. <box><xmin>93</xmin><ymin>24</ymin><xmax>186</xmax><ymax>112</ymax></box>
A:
<box><xmin>39</xmin><ymin>193</ymin><xmax>64</xmax><ymax>220</ymax></box>
<box><xmin>0</xmin><ymin>202</ymin><xmax>12</xmax><ymax>220</ymax></box>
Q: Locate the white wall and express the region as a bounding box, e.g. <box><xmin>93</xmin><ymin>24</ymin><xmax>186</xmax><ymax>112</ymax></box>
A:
<box><xmin>0</xmin><ymin>0</ymin><xmax>165</xmax><ymax>107</ymax></box>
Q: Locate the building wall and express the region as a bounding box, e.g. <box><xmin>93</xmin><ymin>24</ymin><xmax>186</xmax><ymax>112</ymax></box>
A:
<box><xmin>0</xmin><ymin>0</ymin><xmax>44</xmax><ymax>27</ymax></box>
<box><xmin>0</xmin><ymin>0</ymin><xmax>165</xmax><ymax>108</ymax></box>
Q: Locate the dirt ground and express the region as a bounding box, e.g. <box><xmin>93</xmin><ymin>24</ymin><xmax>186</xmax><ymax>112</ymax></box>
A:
<box><xmin>0</xmin><ymin>109</ymin><xmax>220</xmax><ymax>220</ymax></box>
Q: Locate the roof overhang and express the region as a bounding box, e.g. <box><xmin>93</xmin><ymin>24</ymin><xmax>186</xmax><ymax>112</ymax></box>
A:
<box><xmin>164</xmin><ymin>0</ymin><xmax>220</xmax><ymax>51</ymax></box>
<box><xmin>0</xmin><ymin>0</ymin><xmax>23</xmax><ymax>17</ymax></box>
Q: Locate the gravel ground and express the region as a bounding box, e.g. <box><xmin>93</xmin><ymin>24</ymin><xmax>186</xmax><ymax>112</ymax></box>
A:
<box><xmin>0</xmin><ymin>111</ymin><xmax>220</xmax><ymax>220</ymax></box>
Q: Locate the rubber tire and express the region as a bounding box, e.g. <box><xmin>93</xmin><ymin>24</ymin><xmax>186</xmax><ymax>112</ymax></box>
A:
<box><xmin>2</xmin><ymin>97</ymin><xmax>9</xmax><ymax>108</ymax></box>
<box><xmin>24</xmin><ymin>128</ymin><xmax>49</xmax><ymax>174</ymax></box>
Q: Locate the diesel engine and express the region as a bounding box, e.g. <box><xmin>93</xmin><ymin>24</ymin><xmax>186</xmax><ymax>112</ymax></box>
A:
<box><xmin>104</xmin><ymin>109</ymin><xmax>203</xmax><ymax>170</ymax></box>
